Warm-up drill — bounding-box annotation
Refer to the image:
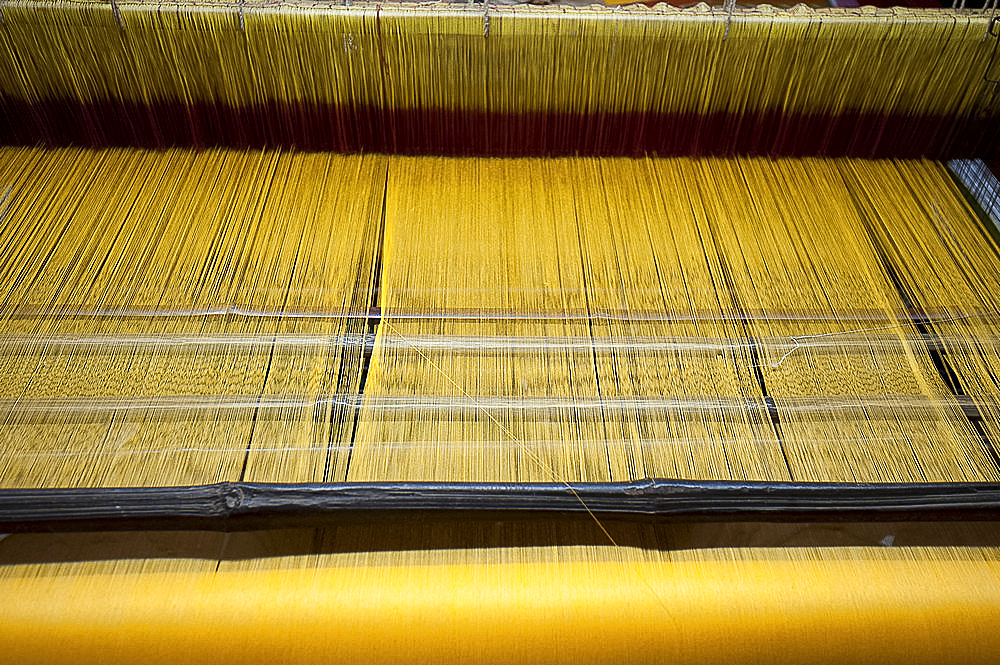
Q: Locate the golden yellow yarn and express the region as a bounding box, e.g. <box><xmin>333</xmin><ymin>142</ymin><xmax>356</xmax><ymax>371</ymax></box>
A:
<box><xmin>0</xmin><ymin>3</ymin><xmax>993</xmax><ymax>118</ymax></box>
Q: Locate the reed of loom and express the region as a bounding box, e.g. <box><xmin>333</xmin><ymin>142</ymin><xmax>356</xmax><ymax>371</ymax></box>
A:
<box><xmin>1</xmin><ymin>2</ymin><xmax>1000</xmax><ymax>664</ymax></box>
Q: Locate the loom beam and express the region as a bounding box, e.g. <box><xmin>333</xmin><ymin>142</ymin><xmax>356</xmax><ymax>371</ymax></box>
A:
<box><xmin>2</xmin><ymin>479</ymin><xmax>1000</xmax><ymax>532</ymax></box>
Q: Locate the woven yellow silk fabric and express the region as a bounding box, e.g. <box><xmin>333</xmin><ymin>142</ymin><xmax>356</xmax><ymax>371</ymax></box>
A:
<box><xmin>1</xmin><ymin>551</ymin><xmax>1000</xmax><ymax>664</ymax></box>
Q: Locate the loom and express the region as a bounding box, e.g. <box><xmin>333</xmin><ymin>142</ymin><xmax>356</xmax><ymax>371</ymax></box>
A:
<box><xmin>1</xmin><ymin>1</ymin><xmax>1000</xmax><ymax>663</ymax></box>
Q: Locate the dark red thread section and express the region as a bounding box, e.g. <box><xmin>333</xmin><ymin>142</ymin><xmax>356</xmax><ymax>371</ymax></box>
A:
<box><xmin>2</xmin><ymin>98</ymin><xmax>997</xmax><ymax>158</ymax></box>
